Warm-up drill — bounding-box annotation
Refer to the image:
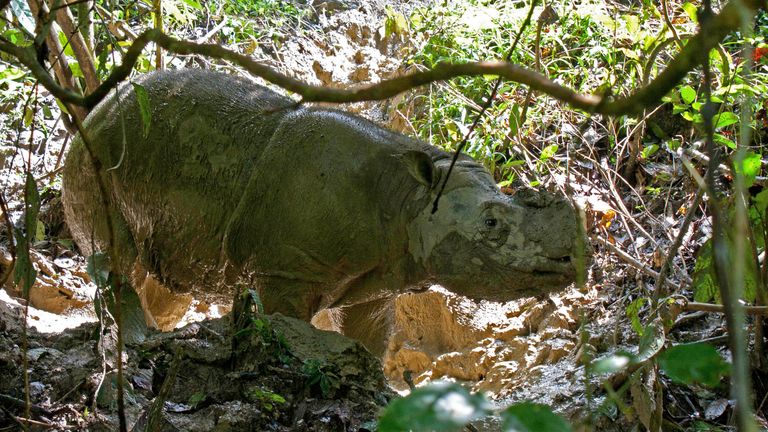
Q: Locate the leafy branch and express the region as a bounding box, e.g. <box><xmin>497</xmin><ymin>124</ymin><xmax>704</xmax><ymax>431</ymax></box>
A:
<box><xmin>0</xmin><ymin>0</ymin><xmax>764</xmax><ymax>115</ymax></box>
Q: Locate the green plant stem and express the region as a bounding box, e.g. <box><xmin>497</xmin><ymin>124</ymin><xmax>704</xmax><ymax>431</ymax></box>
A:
<box><xmin>653</xmin><ymin>188</ymin><xmax>703</xmax><ymax>301</ymax></box>
<box><xmin>153</xmin><ymin>0</ymin><xmax>163</xmax><ymax>69</ymax></box>
<box><xmin>700</xmin><ymin>13</ymin><xmax>757</xmax><ymax>430</ymax></box>
<box><xmin>0</xmin><ymin>193</ymin><xmax>14</xmax><ymax>287</ymax></box>
<box><xmin>65</xmin><ymin>103</ymin><xmax>128</xmax><ymax>432</ymax></box>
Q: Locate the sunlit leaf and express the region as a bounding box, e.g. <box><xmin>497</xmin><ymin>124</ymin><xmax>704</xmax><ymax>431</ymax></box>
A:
<box><xmin>641</xmin><ymin>144</ymin><xmax>659</xmax><ymax>159</ymax></box>
<box><xmin>712</xmin><ymin>112</ymin><xmax>739</xmax><ymax>130</ymax></box>
<box><xmin>540</xmin><ymin>144</ymin><xmax>558</xmax><ymax>161</ymax></box>
<box><xmin>659</xmin><ymin>343</ymin><xmax>730</xmax><ymax>387</ymax></box>
<box><xmin>626</xmin><ymin>297</ymin><xmax>649</xmax><ymax>336</ymax></box>
<box><xmin>10</xmin><ymin>0</ymin><xmax>35</xmax><ymax>34</ymax></box>
<box><xmin>378</xmin><ymin>382</ymin><xmax>490</xmax><ymax>432</ymax></box>
<box><xmin>734</xmin><ymin>151</ymin><xmax>762</xmax><ymax>189</ymax></box>
<box><xmin>591</xmin><ymin>352</ymin><xmax>633</xmax><ymax>374</ymax></box>
<box><xmin>665</xmin><ymin>138</ymin><xmax>682</xmax><ymax>151</ymax></box>
<box><xmin>713</xmin><ymin>133</ymin><xmax>736</xmax><ymax>149</ymax></box>
<box><xmin>680</xmin><ymin>85</ymin><xmax>696</xmax><ymax>105</ymax></box>
<box><xmin>502</xmin><ymin>402</ymin><xmax>572</xmax><ymax>432</ymax></box>
<box><xmin>681</xmin><ymin>2</ymin><xmax>698</xmax><ymax>22</ymax></box>
<box><xmin>179</xmin><ymin>0</ymin><xmax>203</xmax><ymax>10</ymax></box>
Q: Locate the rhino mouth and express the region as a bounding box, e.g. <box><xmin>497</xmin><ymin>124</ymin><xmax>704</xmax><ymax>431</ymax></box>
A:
<box><xmin>529</xmin><ymin>255</ymin><xmax>576</xmax><ymax>280</ymax></box>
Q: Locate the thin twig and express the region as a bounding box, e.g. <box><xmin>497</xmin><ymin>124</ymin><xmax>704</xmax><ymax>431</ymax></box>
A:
<box><xmin>595</xmin><ymin>235</ymin><xmax>685</xmax><ymax>289</ymax></box>
<box><xmin>660</xmin><ymin>0</ymin><xmax>684</xmax><ymax>49</ymax></box>
<box><xmin>684</xmin><ymin>301</ymin><xmax>768</xmax><ymax>316</ymax></box>
<box><xmin>431</xmin><ymin>0</ymin><xmax>539</xmax><ymax>214</ymax></box>
<box><xmin>654</xmin><ymin>188</ymin><xmax>704</xmax><ymax>300</ymax></box>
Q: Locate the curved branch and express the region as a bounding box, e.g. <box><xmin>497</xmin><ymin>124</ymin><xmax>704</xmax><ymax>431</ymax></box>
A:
<box><xmin>0</xmin><ymin>0</ymin><xmax>764</xmax><ymax>116</ymax></box>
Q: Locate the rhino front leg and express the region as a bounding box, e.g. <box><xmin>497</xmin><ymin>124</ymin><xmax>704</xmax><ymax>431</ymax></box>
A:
<box><xmin>131</xmin><ymin>263</ymin><xmax>193</xmax><ymax>331</ymax></box>
<box><xmin>336</xmin><ymin>297</ymin><xmax>395</xmax><ymax>357</ymax></box>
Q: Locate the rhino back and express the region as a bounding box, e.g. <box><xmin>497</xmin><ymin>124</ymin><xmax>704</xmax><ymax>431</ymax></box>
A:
<box><xmin>225</xmin><ymin>107</ymin><xmax>436</xmax><ymax>306</ymax></box>
<box><xmin>64</xmin><ymin>70</ymin><xmax>294</xmax><ymax>289</ymax></box>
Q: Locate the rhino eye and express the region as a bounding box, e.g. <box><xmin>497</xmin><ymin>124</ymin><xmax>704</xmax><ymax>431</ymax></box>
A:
<box><xmin>484</xmin><ymin>218</ymin><xmax>498</xmax><ymax>228</ymax></box>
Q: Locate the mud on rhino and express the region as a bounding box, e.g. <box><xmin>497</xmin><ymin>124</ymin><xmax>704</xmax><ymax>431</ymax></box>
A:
<box><xmin>62</xmin><ymin>69</ymin><xmax>587</xmax><ymax>354</ymax></box>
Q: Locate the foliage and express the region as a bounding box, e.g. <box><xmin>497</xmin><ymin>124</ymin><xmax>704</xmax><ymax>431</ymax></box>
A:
<box><xmin>232</xmin><ymin>315</ymin><xmax>291</xmax><ymax>364</ymax></box>
<box><xmin>378</xmin><ymin>382</ymin><xmax>572</xmax><ymax>432</ymax></box>
<box><xmin>658</xmin><ymin>343</ymin><xmax>730</xmax><ymax>387</ymax></box>
<box><xmin>301</xmin><ymin>359</ymin><xmax>341</xmax><ymax>398</ymax></box>
<box><xmin>244</xmin><ymin>386</ymin><xmax>286</xmax><ymax>412</ymax></box>
<box><xmin>1</xmin><ymin>0</ymin><xmax>768</xmax><ymax>429</ymax></box>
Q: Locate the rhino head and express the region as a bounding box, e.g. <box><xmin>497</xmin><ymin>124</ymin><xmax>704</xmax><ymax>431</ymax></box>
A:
<box><xmin>403</xmin><ymin>150</ymin><xmax>586</xmax><ymax>302</ymax></box>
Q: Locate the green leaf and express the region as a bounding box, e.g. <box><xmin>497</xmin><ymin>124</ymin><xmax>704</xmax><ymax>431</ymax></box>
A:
<box><xmin>378</xmin><ymin>382</ymin><xmax>490</xmax><ymax>432</ymax></box>
<box><xmin>681</xmin><ymin>2</ymin><xmax>698</xmax><ymax>22</ymax></box>
<box><xmin>636</xmin><ymin>322</ymin><xmax>665</xmax><ymax>363</ymax></box>
<box><xmin>34</xmin><ymin>219</ymin><xmax>45</xmax><ymax>242</ymax></box>
<box><xmin>56</xmin><ymin>31</ymin><xmax>76</xmax><ymax>58</ymax></box>
<box><xmin>671</xmin><ymin>104</ymin><xmax>688</xmax><ymax>115</ymax></box>
<box><xmin>665</xmin><ymin>138</ymin><xmax>682</xmax><ymax>151</ymax></box>
<box><xmin>23</xmin><ymin>106</ymin><xmax>33</xmax><ymax>127</ymax></box>
<box><xmin>109</xmin><ymin>275</ymin><xmax>149</xmax><ymax>344</ymax></box>
<box><xmin>752</xmin><ymin>189</ymin><xmax>768</xmax><ymax>214</ymax></box>
<box><xmin>13</xmin><ymin>229</ymin><xmax>36</xmax><ymax>297</ymax></box>
<box><xmin>712</xmin><ymin>112</ymin><xmax>739</xmax><ymax>130</ymax></box>
<box><xmin>680</xmin><ymin>85</ymin><xmax>696</xmax><ymax>105</ymax></box>
<box><xmin>86</xmin><ymin>252</ymin><xmax>110</xmax><ymax>287</ymax></box>
<box><xmin>10</xmin><ymin>0</ymin><xmax>36</xmax><ymax>34</ymax></box>
<box><xmin>734</xmin><ymin>151</ymin><xmax>762</xmax><ymax>188</ymax></box>
<box><xmin>591</xmin><ymin>352</ymin><xmax>633</xmax><ymax>374</ymax></box>
<box><xmin>501</xmin><ymin>402</ymin><xmax>572</xmax><ymax>432</ymax></box>
<box><xmin>508</xmin><ymin>104</ymin><xmax>521</xmax><ymax>137</ymax></box>
<box><xmin>641</xmin><ymin>144</ymin><xmax>659</xmax><ymax>159</ymax></box>
<box><xmin>540</xmin><ymin>144</ymin><xmax>558</xmax><ymax>161</ymax></box>
<box><xmin>132</xmin><ymin>83</ymin><xmax>152</xmax><ymax>138</ymax></box>
<box><xmin>658</xmin><ymin>343</ymin><xmax>730</xmax><ymax>387</ymax></box>
<box><xmin>179</xmin><ymin>0</ymin><xmax>203</xmax><ymax>10</ymax></box>
<box><xmin>384</xmin><ymin>6</ymin><xmax>409</xmax><ymax>37</ymax></box>
<box><xmin>691</xmin><ymin>101</ymin><xmax>703</xmax><ymax>112</ymax></box>
<box><xmin>626</xmin><ymin>297</ymin><xmax>649</xmax><ymax>335</ymax></box>
<box><xmin>713</xmin><ymin>133</ymin><xmax>736</xmax><ymax>149</ymax></box>
<box><xmin>24</xmin><ymin>173</ymin><xmax>40</xmax><ymax>242</ymax></box>
<box><xmin>623</xmin><ymin>15</ymin><xmax>640</xmax><ymax>35</ymax></box>
<box><xmin>69</xmin><ymin>62</ymin><xmax>83</xmax><ymax>79</ymax></box>
<box><xmin>692</xmin><ymin>241</ymin><xmax>718</xmax><ymax>303</ymax></box>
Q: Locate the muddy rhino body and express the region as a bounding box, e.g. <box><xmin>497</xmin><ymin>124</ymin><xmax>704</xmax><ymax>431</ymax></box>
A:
<box><xmin>63</xmin><ymin>70</ymin><xmax>581</xmax><ymax>353</ymax></box>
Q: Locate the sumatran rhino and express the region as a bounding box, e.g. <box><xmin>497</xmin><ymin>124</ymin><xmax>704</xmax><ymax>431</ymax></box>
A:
<box><xmin>62</xmin><ymin>69</ymin><xmax>585</xmax><ymax>354</ymax></box>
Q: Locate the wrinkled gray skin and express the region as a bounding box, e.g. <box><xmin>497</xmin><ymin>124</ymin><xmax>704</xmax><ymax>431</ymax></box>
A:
<box><xmin>63</xmin><ymin>70</ymin><xmax>584</xmax><ymax>354</ymax></box>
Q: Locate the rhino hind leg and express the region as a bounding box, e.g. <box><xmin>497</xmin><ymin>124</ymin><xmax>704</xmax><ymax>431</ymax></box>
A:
<box><xmin>255</xmin><ymin>276</ymin><xmax>325</xmax><ymax>322</ymax></box>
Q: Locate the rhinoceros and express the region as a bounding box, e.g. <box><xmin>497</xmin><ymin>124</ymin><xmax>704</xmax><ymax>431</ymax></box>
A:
<box><xmin>62</xmin><ymin>69</ymin><xmax>584</xmax><ymax>354</ymax></box>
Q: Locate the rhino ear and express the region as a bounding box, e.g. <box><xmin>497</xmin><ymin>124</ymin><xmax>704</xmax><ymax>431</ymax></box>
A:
<box><xmin>401</xmin><ymin>150</ymin><xmax>437</xmax><ymax>189</ymax></box>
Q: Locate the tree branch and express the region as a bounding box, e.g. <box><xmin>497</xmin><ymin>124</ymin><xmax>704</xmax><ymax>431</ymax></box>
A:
<box><xmin>0</xmin><ymin>0</ymin><xmax>763</xmax><ymax>115</ymax></box>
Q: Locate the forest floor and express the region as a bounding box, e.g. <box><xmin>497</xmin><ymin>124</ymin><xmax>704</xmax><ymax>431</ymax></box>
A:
<box><xmin>0</xmin><ymin>0</ymin><xmax>761</xmax><ymax>430</ymax></box>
